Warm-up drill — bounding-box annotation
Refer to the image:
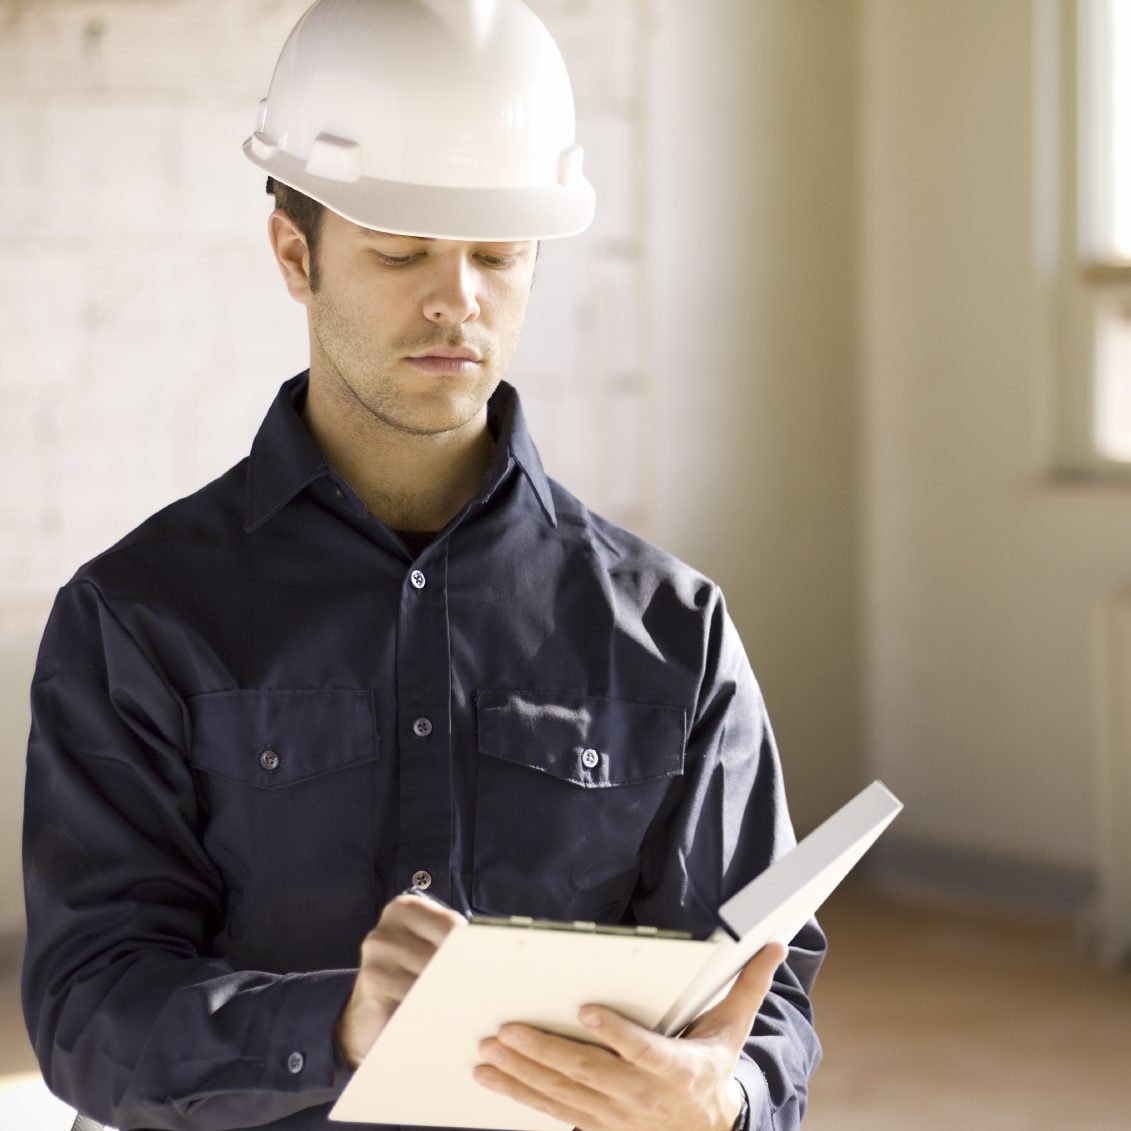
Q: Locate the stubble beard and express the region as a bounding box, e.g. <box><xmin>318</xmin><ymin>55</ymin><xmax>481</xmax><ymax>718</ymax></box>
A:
<box><xmin>311</xmin><ymin>297</ymin><xmax>501</xmax><ymax>439</ymax></box>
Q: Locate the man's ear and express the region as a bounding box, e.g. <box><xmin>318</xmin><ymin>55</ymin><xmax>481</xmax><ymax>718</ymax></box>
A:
<box><xmin>267</xmin><ymin>208</ymin><xmax>313</xmax><ymax>304</ymax></box>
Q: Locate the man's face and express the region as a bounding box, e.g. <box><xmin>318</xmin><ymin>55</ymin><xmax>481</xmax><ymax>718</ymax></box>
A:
<box><xmin>302</xmin><ymin>208</ymin><xmax>538</xmax><ymax>437</ymax></box>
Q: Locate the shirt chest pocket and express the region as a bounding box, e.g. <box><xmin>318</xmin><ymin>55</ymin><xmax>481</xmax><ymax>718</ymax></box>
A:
<box><xmin>188</xmin><ymin>689</ymin><xmax>379</xmax><ymax>940</ymax></box>
<box><xmin>472</xmin><ymin>689</ymin><xmax>686</xmax><ymax>923</ymax></box>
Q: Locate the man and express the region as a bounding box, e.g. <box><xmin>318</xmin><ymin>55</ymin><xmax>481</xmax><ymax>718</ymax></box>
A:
<box><xmin>22</xmin><ymin>2</ymin><xmax>825</xmax><ymax>1129</ymax></box>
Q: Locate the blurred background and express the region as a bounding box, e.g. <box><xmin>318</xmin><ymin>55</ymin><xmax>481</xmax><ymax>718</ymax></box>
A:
<box><xmin>2</xmin><ymin>0</ymin><xmax>1131</xmax><ymax>1126</ymax></box>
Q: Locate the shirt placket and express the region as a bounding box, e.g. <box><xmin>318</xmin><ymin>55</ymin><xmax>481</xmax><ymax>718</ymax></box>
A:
<box><xmin>394</xmin><ymin>537</ymin><xmax>454</xmax><ymax>905</ymax></box>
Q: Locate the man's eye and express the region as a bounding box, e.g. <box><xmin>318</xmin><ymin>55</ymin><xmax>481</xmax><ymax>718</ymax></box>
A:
<box><xmin>477</xmin><ymin>255</ymin><xmax>517</xmax><ymax>269</ymax></box>
<box><xmin>376</xmin><ymin>253</ymin><xmax>419</xmax><ymax>266</ymax></box>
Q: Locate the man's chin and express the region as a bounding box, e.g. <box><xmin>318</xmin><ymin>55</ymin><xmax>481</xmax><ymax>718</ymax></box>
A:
<box><xmin>371</xmin><ymin>389</ymin><xmax>495</xmax><ymax>439</ymax></box>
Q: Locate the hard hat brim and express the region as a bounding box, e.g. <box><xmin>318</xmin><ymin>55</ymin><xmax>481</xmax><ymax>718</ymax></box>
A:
<box><xmin>245</xmin><ymin>139</ymin><xmax>595</xmax><ymax>242</ymax></box>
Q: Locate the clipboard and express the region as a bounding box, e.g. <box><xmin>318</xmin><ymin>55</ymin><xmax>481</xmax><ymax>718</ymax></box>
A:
<box><xmin>330</xmin><ymin>780</ymin><xmax>903</xmax><ymax>1129</ymax></box>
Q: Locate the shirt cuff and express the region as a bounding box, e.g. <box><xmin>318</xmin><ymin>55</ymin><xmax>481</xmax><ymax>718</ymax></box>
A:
<box><xmin>263</xmin><ymin>969</ymin><xmax>358</xmax><ymax>1097</ymax></box>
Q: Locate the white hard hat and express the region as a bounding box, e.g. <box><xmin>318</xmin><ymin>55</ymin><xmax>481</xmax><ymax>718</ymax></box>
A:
<box><xmin>243</xmin><ymin>0</ymin><xmax>596</xmax><ymax>241</ymax></box>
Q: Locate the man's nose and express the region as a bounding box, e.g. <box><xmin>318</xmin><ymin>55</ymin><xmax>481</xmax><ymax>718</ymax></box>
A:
<box><xmin>424</xmin><ymin>258</ymin><xmax>481</xmax><ymax>325</ymax></box>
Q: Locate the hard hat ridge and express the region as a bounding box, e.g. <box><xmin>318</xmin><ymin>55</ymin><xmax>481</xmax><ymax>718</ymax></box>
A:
<box><xmin>420</xmin><ymin>0</ymin><xmax>498</xmax><ymax>46</ymax></box>
<box><xmin>243</xmin><ymin>0</ymin><xmax>596</xmax><ymax>241</ymax></box>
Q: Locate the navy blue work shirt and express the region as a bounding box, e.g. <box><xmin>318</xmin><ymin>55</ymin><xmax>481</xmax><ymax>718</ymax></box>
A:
<box><xmin>22</xmin><ymin>374</ymin><xmax>824</xmax><ymax>1131</ymax></box>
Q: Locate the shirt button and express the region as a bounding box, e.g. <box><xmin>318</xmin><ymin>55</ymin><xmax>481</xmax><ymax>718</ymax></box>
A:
<box><xmin>287</xmin><ymin>1051</ymin><xmax>305</xmax><ymax>1074</ymax></box>
<box><xmin>259</xmin><ymin>749</ymin><xmax>280</xmax><ymax>771</ymax></box>
<box><xmin>413</xmin><ymin>717</ymin><xmax>433</xmax><ymax>738</ymax></box>
<box><xmin>411</xmin><ymin>869</ymin><xmax>433</xmax><ymax>891</ymax></box>
<box><xmin>410</xmin><ymin>569</ymin><xmax>426</xmax><ymax>590</ymax></box>
<box><xmin>581</xmin><ymin>748</ymin><xmax>600</xmax><ymax>769</ymax></box>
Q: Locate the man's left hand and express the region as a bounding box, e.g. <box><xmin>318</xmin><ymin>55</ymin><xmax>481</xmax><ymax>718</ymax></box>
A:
<box><xmin>473</xmin><ymin>940</ymin><xmax>787</xmax><ymax>1131</ymax></box>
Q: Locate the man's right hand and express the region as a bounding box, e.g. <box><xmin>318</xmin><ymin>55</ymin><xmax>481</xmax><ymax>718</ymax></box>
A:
<box><xmin>335</xmin><ymin>893</ymin><xmax>467</xmax><ymax>1068</ymax></box>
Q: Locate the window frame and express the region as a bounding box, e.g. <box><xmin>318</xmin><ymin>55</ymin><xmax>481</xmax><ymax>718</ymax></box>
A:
<box><xmin>1049</xmin><ymin>0</ymin><xmax>1131</xmax><ymax>478</ymax></box>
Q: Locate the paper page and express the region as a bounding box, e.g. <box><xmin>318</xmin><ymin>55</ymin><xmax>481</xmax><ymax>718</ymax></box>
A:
<box><xmin>657</xmin><ymin>780</ymin><xmax>903</xmax><ymax>1035</ymax></box>
<box><xmin>330</xmin><ymin>923</ymin><xmax>719</xmax><ymax>1129</ymax></box>
<box><xmin>332</xmin><ymin>780</ymin><xmax>903</xmax><ymax>1127</ymax></box>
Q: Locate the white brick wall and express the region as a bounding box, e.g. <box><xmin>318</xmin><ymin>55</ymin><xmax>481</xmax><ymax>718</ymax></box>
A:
<box><xmin>0</xmin><ymin>0</ymin><xmax>652</xmax><ymax>624</ymax></box>
<box><xmin>0</xmin><ymin>0</ymin><xmax>654</xmax><ymax>928</ymax></box>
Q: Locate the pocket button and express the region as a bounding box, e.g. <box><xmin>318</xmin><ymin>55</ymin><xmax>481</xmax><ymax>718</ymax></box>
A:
<box><xmin>581</xmin><ymin>748</ymin><xmax>599</xmax><ymax>769</ymax></box>
<box><xmin>259</xmin><ymin>749</ymin><xmax>281</xmax><ymax>771</ymax></box>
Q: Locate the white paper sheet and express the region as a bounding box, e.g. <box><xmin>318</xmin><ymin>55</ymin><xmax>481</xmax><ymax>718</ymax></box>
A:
<box><xmin>330</xmin><ymin>925</ymin><xmax>718</xmax><ymax>1129</ymax></box>
<box><xmin>331</xmin><ymin>780</ymin><xmax>903</xmax><ymax>1129</ymax></box>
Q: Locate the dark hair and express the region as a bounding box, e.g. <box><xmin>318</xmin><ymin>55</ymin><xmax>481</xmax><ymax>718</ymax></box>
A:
<box><xmin>266</xmin><ymin>177</ymin><xmax>326</xmax><ymax>292</ymax></box>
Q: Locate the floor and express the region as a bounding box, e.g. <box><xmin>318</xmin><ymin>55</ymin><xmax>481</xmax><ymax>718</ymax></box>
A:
<box><xmin>1</xmin><ymin>887</ymin><xmax>1129</xmax><ymax>1129</ymax></box>
<box><xmin>804</xmin><ymin>887</ymin><xmax>1131</xmax><ymax>1131</ymax></box>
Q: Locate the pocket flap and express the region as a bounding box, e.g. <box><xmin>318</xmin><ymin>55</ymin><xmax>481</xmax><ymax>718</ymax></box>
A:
<box><xmin>188</xmin><ymin>689</ymin><xmax>378</xmax><ymax>788</ymax></box>
<box><xmin>476</xmin><ymin>689</ymin><xmax>685</xmax><ymax>788</ymax></box>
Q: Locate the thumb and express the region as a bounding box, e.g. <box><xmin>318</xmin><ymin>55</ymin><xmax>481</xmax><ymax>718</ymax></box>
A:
<box><xmin>683</xmin><ymin>941</ymin><xmax>788</xmax><ymax>1047</ymax></box>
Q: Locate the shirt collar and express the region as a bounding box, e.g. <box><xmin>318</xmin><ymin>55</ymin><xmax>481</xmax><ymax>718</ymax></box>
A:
<box><xmin>245</xmin><ymin>373</ymin><xmax>329</xmax><ymax>532</ymax></box>
<box><xmin>244</xmin><ymin>373</ymin><xmax>557</xmax><ymax>532</ymax></box>
<box><xmin>485</xmin><ymin>381</ymin><xmax>557</xmax><ymax>527</ymax></box>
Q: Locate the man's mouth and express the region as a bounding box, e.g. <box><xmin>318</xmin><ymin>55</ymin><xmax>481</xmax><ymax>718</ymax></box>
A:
<box><xmin>410</xmin><ymin>346</ymin><xmax>482</xmax><ymax>361</ymax></box>
<box><xmin>406</xmin><ymin>345</ymin><xmax>483</xmax><ymax>374</ymax></box>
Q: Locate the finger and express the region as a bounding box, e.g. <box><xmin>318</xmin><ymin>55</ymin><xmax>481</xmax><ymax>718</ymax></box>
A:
<box><xmin>377</xmin><ymin>893</ymin><xmax>466</xmax><ymax>944</ymax></box>
<box><xmin>494</xmin><ymin>1024</ymin><xmax>620</xmax><ymax>1079</ymax></box>
<box><xmin>476</xmin><ymin>1036</ymin><xmax>612</xmax><ymax>1123</ymax></box>
<box><xmin>358</xmin><ymin>902</ymin><xmax>467</xmax><ymax>994</ymax></box>
<box><xmin>574</xmin><ymin>1004</ymin><xmax>673</xmax><ymax>1074</ymax></box>
<box><xmin>359</xmin><ymin>922</ymin><xmax>442</xmax><ymax>978</ymax></box>
<box><xmin>473</xmin><ymin>1059</ymin><xmax>596</xmax><ymax>1130</ymax></box>
<box><xmin>684</xmin><ymin>941</ymin><xmax>788</xmax><ymax>1046</ymax></box>
<box><xmin>355</xmin><ymin>956</ymin><xmax>421</xmax><ymax>1005</ymax></box>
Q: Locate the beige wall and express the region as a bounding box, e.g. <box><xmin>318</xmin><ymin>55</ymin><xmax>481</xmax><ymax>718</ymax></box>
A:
<box><xmin>861</xmin><ymin>0</ymin><xmax>1131</xmax><ymax>876</ymax></box>
<box><xmin>651</xmin><ymin>0</ymin><xmax>1129</xmax><ymax>884</ymax></box>
<box><xmin>648</xmin><ymin>0</ymin><xmax>864</xmax><ymax>835</ymax></box>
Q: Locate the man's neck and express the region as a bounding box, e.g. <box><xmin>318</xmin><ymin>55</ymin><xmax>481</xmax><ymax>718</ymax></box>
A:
<box><xmin>301</xmin><ymin>372</ymin><xmax>495</xmax><ymax>534</ymax></box>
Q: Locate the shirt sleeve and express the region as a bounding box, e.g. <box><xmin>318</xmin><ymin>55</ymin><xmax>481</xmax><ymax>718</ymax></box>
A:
<box><xmin>629</xmin><ymin>583</ymin><xmax>826</xmax><ymax>1131</ymax></box>
<box><xmin>21</xmin><ymin>580</ymin><xmax>359</xmax><ymax>1131</ymax></box>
